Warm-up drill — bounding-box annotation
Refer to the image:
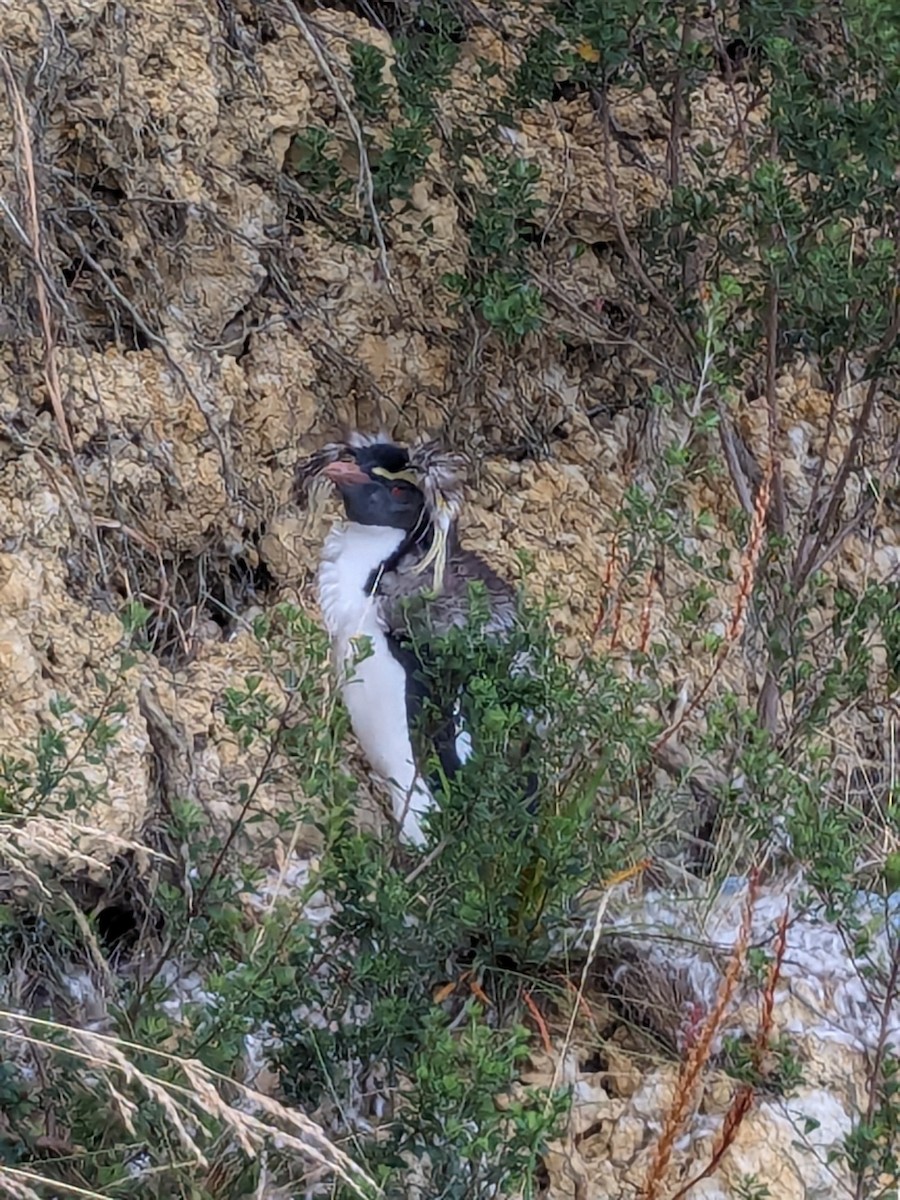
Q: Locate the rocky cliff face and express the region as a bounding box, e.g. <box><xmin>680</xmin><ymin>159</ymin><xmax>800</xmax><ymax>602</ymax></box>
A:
<box><xmin>0</xmin><ymin>1</ymin><xmax>897</xmax><ymax>1196</ymax></box>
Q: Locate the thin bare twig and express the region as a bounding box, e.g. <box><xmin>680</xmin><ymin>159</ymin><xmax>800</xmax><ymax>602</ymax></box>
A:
<box><xmin>854</xmin><ymin>924</ymin><xmax>900</xmax><ymax>1200</ymax></box>
<box><xmin>665</xmin><ymin>19</ymin><xmax>692</xmax><ymax>190</ymax></box>
<box><xmin>792</xmin><ymin>352</ymin><xmax>899</xmax><ymax>596</ymax></box>
<box><xmin>795</xmin><ymin>346</ymin><xmax>849</xmax><ymax>555</ymax></box>
<box><xmin>0</xmin><ymin>52</ymin><xmax>75</xmax><ymax>459</ymax></box>
<box><xmin>707</xmin><ymin>8</ymin><xmax>752</xmax><ymax>167</ymax></box>
<box><xmin>595</xmin><ymin>89</ymin><xmax>697</xmax><ymax>357</ymax></box>
<box><xmin>763</xmin><ymin>272</ymin><xmax>787</xmax><ymax>538</ymax></box>
<box><xmin>716</xmin><ymin>400</ymin><xmax>757</xmax><ymax>515</ymax></box>
<box><xmin>280</xmin><ymin>0</ymin><xmax>392</xmax><ymax>288</ymax></box>
<box><xmin>792</xmin><ymin>275</ymin><xmax>899</xmax><ymax>593</ymax></box>
<box><xmin>654</xmin><ymin>465</ymin><xmax>772</xmax><ymax>754</ymax></box>
<box><xmin>757</xmin><ymin>266</ymin><xmax>787</xmax><ymax>736</ymax></box>
<box><xmin>637</xmin><ymin>567</ymin><xmax>655</xmax><ymax>655</ymax></box>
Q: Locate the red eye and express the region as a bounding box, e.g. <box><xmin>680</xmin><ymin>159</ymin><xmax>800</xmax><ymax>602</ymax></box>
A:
<box><xmin>391</xmin><ymin>485</ymin><xmax>405</xmax><ymax>496</ymax></box>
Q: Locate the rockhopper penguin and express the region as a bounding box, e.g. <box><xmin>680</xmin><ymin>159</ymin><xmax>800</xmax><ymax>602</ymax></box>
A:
<box><xmin>297</xmin><ymin>432</ymin><xmax>517</xmax><ymax>847</ymax></box>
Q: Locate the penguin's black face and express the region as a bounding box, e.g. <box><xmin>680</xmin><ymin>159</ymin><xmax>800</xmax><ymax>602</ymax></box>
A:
<box><xmin>322</xmin><ymin>443</ymin><xmax>427</xmax><ymax>532</ymax></box>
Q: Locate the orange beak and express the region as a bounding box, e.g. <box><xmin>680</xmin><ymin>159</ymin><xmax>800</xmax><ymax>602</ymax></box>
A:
<box><xmin>322</xmin><ymin>459</ymin><xmax>370</xmax><ymax>486</ymax></box>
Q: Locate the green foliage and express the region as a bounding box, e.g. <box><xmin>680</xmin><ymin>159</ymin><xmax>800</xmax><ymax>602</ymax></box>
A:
<box><xmin>446</xmin><ymin>156</ymin><xmax>545</xmax><ymax>340</ymax></box>
<box><xmin>803</xmin><ymin>583</ymin><xmax>900</xmax><ymax>728</ymax></box>
<box><xmin>372</xmin><ymin>111</ymin><xmax>432</xmax><ymax>205</ymax></box>
<box><xmin>393</xmin><ymin>2</ymin><xmax>465</xmax><ymax>114</ymax></box>
<box><xmin>350</xmin><ymin>40</ymin><xmax>390</xmax><ymax>120</ymax></box>
<box><xmin>734</xmin><ymin>1177</ymin><xmax>773</xmax><ymax>1200</ymax></box>
<box><xmin>284</xmin><ymin>126</ymin><xmax>353</xmax><ymax>200</ymax></box>
<box><xmin>262</xmin><ymin>596</ymin><xmax>653</xmax><ymax>1189</ymax></box>
<box><xmin>698</xmin><ymin>693</ymin><xmax>869</xmax><ymax>914</ymax></box>
<box><xmin>5</xmin><ymin>1</ymin><xmax>900</xmax><ymax>1193</ymax></box>
<box><xmin>0</xmin><ymin>678</ymin><xmax>128</xmax><ymax>827</ymax></box>
<box><xmin>841</xmin><ymin>1048</ymin><xmax>900</xmax><ymax>1192</ymax></box>
<box><xmin>638</xmin><ymin>0</ymin><xmax>899</xmax><ymax>371</ymax></box>
<box><xmin>514</xmin><ymin>0</ymin><xmax>709</xmax><ymax>105</ymax></box>
<box><xmin>457</xmin><ymin>268</ymin><xmax>544</xmax><ymax>343</ymax></box>
<box><xmin>466</xmin><ymin>158</ymin><xmax>543</xmax><ymax>264</ymax></box>
<box><xmin>173</xmin><ymin>596</ymin><xmax>652</xmax><ymax>1191</ymax></box>
<box><xmin>512</xmin><ymin>25</ymin><xmax>567</xmax><ymax>108</ymax></box>
<box><xmin>282</xmin><ymin>2</ymin><xmax>552</xmax><ymax>341</ymax></box>
<box><xmin>392</xmin><ymin>1010</ymin><xmax>568</xmax><ymax>1199</ymax></box>
<box><xmin>0</xmin><ymin>592</ymin><xmax>656</xmax><ymax>1196</ymax></box>
<box><xmin>722</xmin><ymin>1031</ymin><xmax>804</xmax><ymax>1096</ymax></box>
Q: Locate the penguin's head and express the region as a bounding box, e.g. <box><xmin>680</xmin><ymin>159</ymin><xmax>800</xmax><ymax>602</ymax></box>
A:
<box><xmin>298</xmin><ymin>433</ymin><xmax>467</xmax><ymax>587</ymax></box>
<box><xmin>322</xmin><ymin>442</ymin><xmax>426</xmax><ymax>532</ymax></box>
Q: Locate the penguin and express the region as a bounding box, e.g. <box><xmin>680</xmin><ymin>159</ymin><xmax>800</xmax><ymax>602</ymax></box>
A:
<box><xmin>297</xmin><ymin>433</ymin><xmax>518</xmax><ymax>847</ymax></box>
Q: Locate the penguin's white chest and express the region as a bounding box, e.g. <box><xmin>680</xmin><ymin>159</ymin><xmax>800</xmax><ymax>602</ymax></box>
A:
<box><xmin>317</xmin><ymin>522</ymin><xmax>432</xmax><ymax>845</ymax></box>
<box><xmin>317</xmin><ymin>522</ymin><xmax>404</xmax><ymax>650</ymax></box>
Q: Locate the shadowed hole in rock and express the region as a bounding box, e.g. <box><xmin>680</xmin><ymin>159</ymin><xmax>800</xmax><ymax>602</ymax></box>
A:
<box><xmin>76</xmin><ymin>857</ymin><xmax>164</xmax><ymax>962</ymax></box>
<box><xmin>686</xmin><ymin>780</ymin><xmax>723</xmax><ymax>877</ymax></box>
<box><xmin>227</xmin><ymin>2</ymin><xmax>279</xmax><ymax>45</ymax></box>
<box><xmin>590</xmin><ymin>948</ymin><xmax>690</xmax><ymax>1058</ymax></box>
<box><xmin>213</xmin><ymin>296</ymin><xmax>265</xmax><ymax>359</ymax></box>
<box><xmin>0</xmin><ymin>858</ymin><xmax>163</xmax><ymax>1007</ymax></box>
<box><xmin>66</xmin><ymin>526</ymin><xmax>276</xmax><ymax>666</ymax></box>
<box><xmin>580</xmin><ymin>1047</ymin><xmax>608</xmax><ymax>1074</ymax></box>
<box><xmin>94</xmin><ymin>902</ymin><xmax>144</xmax><ymax>957</ymax></box>
<box><xmin>49</xmin><ymin>245</ymin><xmax>157</xmax><ymax>351</ymax></box>
<box><xmin>43</xmin><ymin>182</ymin><xmax>193</xmax><ymax>350</ymax></box>
<box><xmin>717</xmin><ymin>37</ymin><xmax>763</xmax><ymax>81</ymax></box>
<box><xmin>103</xmin><ymin>307</ymin><xmax>156</xmax><ymax>352</ymax></box>
<box><xmin>149</xmin><ymin>543</ymin><xmax>274</xmax><ymax>661</ymax></box>
<box><xmin>553</xmin><ymin>79</ymin><xmax>589</xmax><ymax>103</ymax></box>
<box><xmin>534</xmin><ymin>1158</ymin><xmax>551</xmax><ymax>1193</ymax></box>
<box><xmin>574</xmin><ymin>1120</ymin><xmax>606</xmax><ymax>1147</ymax></box>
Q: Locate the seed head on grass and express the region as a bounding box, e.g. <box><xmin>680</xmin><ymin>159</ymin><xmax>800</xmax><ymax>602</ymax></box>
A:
<box><xmin>643</xmin><ymin>870</ymin><xmax>759</xmax><ymax>1200</ymax></box>
<box><xmin>0</xmin><ymin>1012</ymin><xmax>378</xmax><ymax>1199</ymax></box>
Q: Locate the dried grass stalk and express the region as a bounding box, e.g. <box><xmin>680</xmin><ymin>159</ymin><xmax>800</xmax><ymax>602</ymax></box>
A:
<box><xmin>642</xmin><ymin>870</ymin><xmax>759</xmax><ymax>1200</ymax></box>
<box><xmin>0</xmin><ymin>1012</ymin><xmax>377</xmax><ymax>1198</ymax></box>
<box><xmin>667</xmin><ymin>898</ymin><xmax>790</xmax><ymax>1200</ymax></box>
<box><xmin>0</xmin><ymin>52</ymin><xmax>75</xmax><ymax>459</ymax></box>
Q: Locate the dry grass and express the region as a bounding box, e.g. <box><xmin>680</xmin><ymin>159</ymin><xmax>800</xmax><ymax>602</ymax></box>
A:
<box><xmin>545</xmin><ymin>859</ymin><xmax>651</xmax><ymax>1116</ymax></box>
<box><xmin>0</xmin><ymin>816</ymin><xmax>170</xmax><ymax>896</ymax></box>
<box><xmin>0</xmin><ymin>51</ymin><xmax>74</xmax><ymax>462</ymax></box>
<box><xmin>641</xmin><ymin>869</ymin><xmax>758</xmax><ymax>1200</ymax></box>
<box><xmin>0</xmin><ymin>1011</ymin><xmax>378</xmax><ymax>1199</ymax></box>
<box><xmin>0</xmin><ymin>1166</ymin><xmax>110</xmax><ymax>1200</ymax></box>
<box><xmin>667</xmin><ymin>896</ymin><xmax>789</xmax><ymax>1200</ymax></box>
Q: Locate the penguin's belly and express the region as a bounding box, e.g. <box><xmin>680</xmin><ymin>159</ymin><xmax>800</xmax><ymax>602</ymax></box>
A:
<box><xmin>317</xmin><ymin>523</ymin><xmax>433</xmax><ymax>845</ymax></box>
